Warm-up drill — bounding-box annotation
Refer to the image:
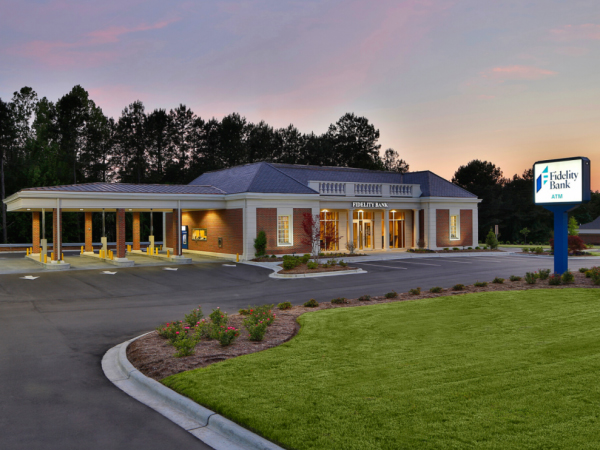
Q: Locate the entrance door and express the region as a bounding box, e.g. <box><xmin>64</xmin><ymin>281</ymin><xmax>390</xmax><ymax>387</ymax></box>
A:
<box><xmin>352</xmin><ymin>211</ymin><xmax>373</xmax><ymax>250</ymax></box>
<box><xmin>181</xmin><ymin>225</ymin><xmax>189</xmax><ymax>249</ymax></box>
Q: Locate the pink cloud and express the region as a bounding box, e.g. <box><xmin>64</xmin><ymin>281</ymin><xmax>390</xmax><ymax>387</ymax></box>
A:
<box><xmin>480</xmin><ymin>65</ymin><xmax>557</xmax><ymax>82</ymax></box>
<box><xmin>8</xmin><ymin>17</ymin><xmax>180</xmax><ymax>68</ymax></box>
<box><xmin>550</xmin><ymin>24</ymin><xmax>600</xmax><ymax>41</ymax></box>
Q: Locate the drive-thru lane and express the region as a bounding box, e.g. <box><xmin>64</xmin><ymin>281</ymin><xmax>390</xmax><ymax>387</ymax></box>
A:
<box><xmin>0</xmin><ymin>255</ymin><xmax>596</xmax><ymax>450</ymax></box>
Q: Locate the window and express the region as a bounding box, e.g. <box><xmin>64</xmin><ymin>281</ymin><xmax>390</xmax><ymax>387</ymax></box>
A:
<box><xmin>277</xmin><ymin>215</ymin><xmax>292</xmax><ymax>245</ymax></box>
<box><xmin>192</xmin><ymin>228</ymin><xmax>207</xmax><ymax>241</ymax></box>
<box><xmin>388</xmin><ymin>210</ymin><xmax>405</xmax><ymax>248</ymax></box>
<box><xmin>320</xmin><ymin>211</ymin><xmax>339</xmax><ymax>251</ymax></box>
<box><xmin>450</xmin><ymin>215</ymin><xmax>459</xmax><ymax>240</ymax></box>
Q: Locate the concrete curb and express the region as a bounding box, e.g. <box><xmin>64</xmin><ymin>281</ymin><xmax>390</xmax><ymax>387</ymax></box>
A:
<box><xmin>270</xmin><ymin>268</ymin><xmax>367</xmax><ymax>279</ymax></box>
<box><xmin>25</xmin><ymin>254</ymin><xmax>71</xmax><ymax>270</ymax></box>
<box><xmin>102</xmin><ymin>333</ymin><xmax>284</xmax><ymax>450</ymax></box>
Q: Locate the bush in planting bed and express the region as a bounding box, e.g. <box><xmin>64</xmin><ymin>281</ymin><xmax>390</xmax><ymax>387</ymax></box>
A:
<box><xmin>156</xmin><ymin>321</ymin><xmax>184</xmax><ymax>343</ymax></box>
<box><xmin>408</xmin><ymin>287</ymin><xmax>421</xmax><ymax>295</ymax></box>
<box><xmin>339</xmin><ymin>260</ymin><xmax>347</xmax><ymax>267</ymax></box>
<box><xmin>548</xmin><ymin>274</ymin><xmax>562</xmax><ymax>285</ymax></box>
<box><xmin>452</xmin><ymin>284</ymin><xmax>465</xmax><ymax>291</ymax></box>
<box><xmin>184</xmin><ymin>306</ymin><xmax>204</xmax><ymax>328</ymax></box>
<box><xmin>304</xmin><ymin>299</ymin><xmax>319</xmax><ymax>307</ymax></box>
<box><xmin>522</xmin><ymin>247</ymin><xmax>529</xmax><ymax>253</ymax></box>
<box><xmin>590</xmin><ymin>267</ymin><xmax>600</xmax><ymax>285</ymax></box>
<box><xmin>171</xmin><ymin>331</ymin><xmax>201</xmax><ymax>357</ymax></box>
<box><xmin>209</xmin><ymin>307</ymin><xmax>228</xmax><ymax>328</ymax></box>
<box><xmin>238</xmin><ymin>309</ymin><xmax>249</xmax><ymax>315</ymax></box>
<box><xmin>385</xmin><ymin>291</ymin><xmax>398</xmax><ymax>298</ymax></box>
<box><xmin>579</xmin><ymin>267</ymin><xmax>589</xmax><ymax>273</ymax></box>
<box><xmin>358</xmin><ymin>295</ymin><xmax>371</xmax><ymax>301</ymax></box>
<box><xmin>509</xmin><ymin>275</ymin><xmax>522</xmax><ymax>281</ymax></box>
<box><xmin>430</xmin><ymin>286</ymin><xmax>443</xmax><ymax>293</ymax></box>
<box><xmin>492</xmin><ymin>277</ymin><xmax>504</xmax><ymax>284</ymax></box>
<box><xmin>243</xmin><ymin>318</ymin><xmax>269</xmax><ymax>341</ymax></box>
<box><xmin>562</xmin><ymin>270</ymin><xmax>575</xmax><ymax>284</ymax></box>
<box><xmin>538</xmin><ymin>269</ymin><xmax>551</xmax><ymax>280</ymax></box>
<box><xmin>525</xmin><ymin>272</ymin><xmax>537</xmax><ymax>284</ymax></box>
<box><xmin>331</xmin><ymin>297</ymin><xmax>347</xmax><ymax>304</ymax></box>
<box><xmin>215</xmin><ymin>326</ymin><xmax>240</xmax><ymax>346</ymax></box>
<box><xmin>474</xmin><ymin>281</ymin><xmax>488</xmax><ymax>287</ymax></box>
<box><xmin>277</xmin><ymin>302</ymin><xmax>292</xmax><ymax>310</ymax></box>
<box><xmin>307</xmin><ymin>261</ymin><xmax>318</xmax><ymax>270</ymax></box>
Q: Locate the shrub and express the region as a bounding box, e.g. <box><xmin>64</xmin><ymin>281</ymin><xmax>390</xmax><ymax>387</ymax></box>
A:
<box><xmin>522</xmin><ymin>247</ymin><xmax>529</xmax><ymax>253</ymax></box>
<box><xmin>430</xmin><ymin>286</ymin><xmax>443</xmax><ymax>293</ymax></box>
<box><xmin>590</xmin><ymin>267</ymin><xmax>600</xmax><ymax>285</ymax></box>
<box><xmin>509</xmin><ymin>275</ymin><xmax>522</xmax><ymax>281</ymax></box>
<box><xmin>492</xmin><ymin>277</ymin><xmax>504</xmax><ymax>284</ymax></box>
<box><xmin>215</xmin><ymin>326</ymin><xmax>240</xmax><ymax>346</ymax></box>
<box><xmin>270</xmin><ymin>254</ymin><xmax>277</xmax><ymax>259</ymax></box>
<box><xmin>209</xmin><ymin>307</ymin><xmax>228</xmax><ymax>328</ymax></box>
<box><xmin>549</xmin><ymin>235</ymin><xmax>586</xmax><ymax>253</ymax></box>
<box><xmin>184</xmin><ymin>306</ymin><xmax>204</xmax><ymax>327</ymax></box>
<box><xmin>277</xmin><ymin>301</ymin><xmax>292</xmax><ymax>310</ymax></box>
<box><xmin>473</xmin><ymin>281</ymin><xmax>488</xmax><ymax>287</ymax></box>
<box><xmin>485</xmin><ymin>229</ymin><xmax>499</xmax><ymax>249</ymax></box>
<box><xmin>307</xmin><ymin>261</ymin><xmax>318</xmax><ymax>269</ymax></box>
<box><xmin>408</xmin><ymin>287</ymin><xmax>421</xmax><ymax>295</ymax></box>
<box><xmin>244</xmin><ymin>318</ymin><xmax>269</xmax><ymax>341</ymax></box>
<box><xmin>475</xmin><ymin>246</ymin><xmax>480</xmax><ymax>250</ymax></box>
<box><xmin>579</xmin><ymin>267</ymin><xmax>589</xmax><ymax>273</ymax></box>
<box><xmin>300</xmin><ymin>254</ymin><xmax>311</xmax><ymax>264</ymax></box>
<box><xmin>196</xmin><ymin>319</ymin><xmax>213</xmax><ymax>339</ymax></box>
<box><xmin>452</xmin><ymin>247</ymin><xmax>459</xmax><ymax>251</ymax></box>
<box><xmin>452</xmin><ymin>284</ymin><xmax>465</xmax><ymax>291</ymax></box>
<box><xmin>156</xmin><ymin>321</ymin><xmax>184</xmax><ymax>342</ymax></box>
<box><xmin>283</xmin><ymin>259</ymin><xmax>297</xmax><ymax>270</ymax></box>
<box><xmin>304</xmin><ymin>298</ymin><xmax>319</xmax><ymax>307</ymax></box>
<box><xmin>468</xmin><ymin>247</ymin><xmax>473</xmax><ymax>250</ymax></box>
<box><xmin>331</xmin><ymin>297</ymin><xmax>347</xmax><ymax>304</ymax></box>
<box><xmin>339</xmin><ymin>260</ymin><xmax>347</xmax><ymax>267</ymax></box>
<box><xmin>538</xmin><ymin>269</ymin><xmax>551</xmax><ymax>280</ymax></box>
<box><xmin>171</xmin><ymin>330</ymin><xmax>201</xmax><ymax>357</ymax></box>
<box><xmin>238</xmin><ymin>309</ymin><xmax>250</xmax><ymax>315</ymax></box>
<box><xmin>384</xmin><ymin>291</ymin><xmax>398</xmax><ymax>298</ymax></box>
<box><xmin>548</xmin><ymin>274</ymin><xmax>562</xmax><ymax>285</ymax></box>
<box><xmin>245</xmin><ymin>305</ymin><xmax>276</xmax><ymax>326</ymax></box>
<box><xmin>561</xmin><ymin>270</ymin><xmax>575</xmax><ymax>284</ymax></box>
<box><xmin>534</xmin><ymin>247</ymin><xmax>544</xmax><ymax>255</ymax></box>
<box><xmin>358</xmin><ymin>295</ymin><xmax>371</xmax><ymax>301</ymax></box>
<box><xmin>254</xmin><ymin>230</ymin><xmax>267</xmax><ymax>257</ymax></box>
<box><xmin>525</xmin><ymin>272</ymin><xmax>537</xmax><ymax>284</ymax></box>
<box><xmin>585</xmin><ymin>270</ymin><xmax>593</xmax><ymax>278</ymax></box>
<box><xmin>443</xmin><ymin>248</ymin><xmax>449</xmax><ymax>251</ymax></box>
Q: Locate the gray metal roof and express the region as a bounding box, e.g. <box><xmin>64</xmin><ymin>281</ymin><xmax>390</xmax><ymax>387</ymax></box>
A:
<box><xmin>22</xmin><ymin>183</ymin><xmax>225</xmax><ymax>195</ymax></box>
<box><xmin>189</xmin><ymin>163</ymin><xmax>318</xmax><ymax>194</ymax></box>
<box><xmin>193</xmin><ymin>162</ymin><xmax>476</xmax><ymax>198</ymax></box>
<box><xmin>580</xmin><ymin>216</ymin><xmax>600</xmax><ymax>230</ymax></box>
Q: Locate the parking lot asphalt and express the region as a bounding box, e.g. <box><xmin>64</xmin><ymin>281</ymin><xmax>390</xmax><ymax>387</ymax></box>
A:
<box><xmin>0</xmin><ymin>254</ymin><xmax>597</xmax><ymax>450</ymax></box>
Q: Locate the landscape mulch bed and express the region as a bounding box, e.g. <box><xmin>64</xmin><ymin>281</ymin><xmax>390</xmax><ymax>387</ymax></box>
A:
<box><xmin>278</xmin><ymin>263</ymin><xmax>357</xmax><ymax>274</ymax></box>
<box><xmin>128</xmin><ymin>272</ymin><xmax>599</xmax><ymax>382</ymax></box>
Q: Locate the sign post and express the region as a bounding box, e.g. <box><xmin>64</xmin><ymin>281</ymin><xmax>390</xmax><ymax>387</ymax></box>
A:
<box><xmin>533</xmin><ymin>157</ymin><xmax>590</xmax><ymax>274</ymax></box>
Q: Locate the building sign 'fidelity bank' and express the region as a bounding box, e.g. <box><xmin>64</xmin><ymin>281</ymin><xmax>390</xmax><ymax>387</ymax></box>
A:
<box><xmin>352</xmin><ymin>202</ymin><xmax>388</xmax><ymax>208</ymax></box>
<box><xmin>533</xmin><ymin>157</ymin><xmax>590</xmax><ymax>205</ymax></box>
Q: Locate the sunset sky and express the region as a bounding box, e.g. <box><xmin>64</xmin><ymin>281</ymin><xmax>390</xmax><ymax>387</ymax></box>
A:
<box><xmin>1</xmin><ymin>0</ymin><xmax>599</xmax><ymax>188</ymax></box>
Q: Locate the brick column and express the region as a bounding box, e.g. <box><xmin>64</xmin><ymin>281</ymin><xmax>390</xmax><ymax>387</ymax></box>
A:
<box><xmin>85</xmin><ymin>212</ymin><xmax>93</xmax><ymax>252</ymax></box>
<box><xmin>116</xmin><ymin>209</ymin><xmax>126</xmax><ymax>258</ymax></box>
<box><xmin>32</xmin><ymin>212</ymin><xmax>40</xmax><ymax>253</ymax></box>
<box><xmin>132</xmin><ymin>212</ymin><xmax>141</xmax><ymax>250</ymax></box>
<box><xmin>171</xmin><ymin>209</ymin><xmax>181</xmax><ymax>256</ymax></box>
<box><xmin>52</xmin><ymin>209</ymin><xmax>61</xmax><ymax>261</ymax></box>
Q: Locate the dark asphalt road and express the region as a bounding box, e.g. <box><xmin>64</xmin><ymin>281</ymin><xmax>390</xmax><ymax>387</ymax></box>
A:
<box><xmin>0</xmin><ymin>254</ymin><xmax>595</xmax><ymax>450</ymax></box>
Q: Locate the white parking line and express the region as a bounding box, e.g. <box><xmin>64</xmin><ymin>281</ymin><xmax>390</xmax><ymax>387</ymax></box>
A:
<box><xmin>355</xmin><ymin>263</ymin><xmax>408</xmax><ymax>270</ymax></box>
<box><xmin>436</xmin><ymin>259</ymin><xmax>473</xmax><ymax>264</ymax></box>
<box><xmin>389</xmin><ymin>260</ymin><xmax>441</xmax><ymax>266</ymax></box>
<box><xmin>466</xmin><ymin>258</ymin><xmax>507</xmax><ymax>263</ymax></box>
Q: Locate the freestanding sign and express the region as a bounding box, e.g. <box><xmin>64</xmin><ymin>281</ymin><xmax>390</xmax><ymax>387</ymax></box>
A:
<box><xmin>533</xmin><ymin>157</ymin><xmax>591</xmax><ymax>274</ymax></box>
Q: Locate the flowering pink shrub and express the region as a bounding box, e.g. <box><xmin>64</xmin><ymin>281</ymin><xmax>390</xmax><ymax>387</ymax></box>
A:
<box><xmin>215</xmin><ymin>326</ymin><xmax>240</xmax><ymax>346</ymax></box>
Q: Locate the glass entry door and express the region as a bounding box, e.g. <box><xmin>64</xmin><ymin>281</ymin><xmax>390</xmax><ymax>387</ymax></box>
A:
<box><xmin>353</xmin><ymin>211</ymin><xmax>373</xmax><ymax>250</ymax></box>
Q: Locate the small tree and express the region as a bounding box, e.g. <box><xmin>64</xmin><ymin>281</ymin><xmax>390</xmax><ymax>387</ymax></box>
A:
<box><xmin>485</xmin><ymin>228</ymin><xmax>499</xmax><ymax>249</ymax></box>
<box><xmin>301</xmin><ymin>213</ymin><xmax>321</xmax><ymax>260</ymax></box>
<box><xmin>254</xmin><ymin>230</ymin><xmax>267</xmax><ymax>257</ymax></box>
<box><xmin>568</xmin><ymin>216</ymin><xmax>579</xmax><ymax>236</ymax></box>
<box><xmin>519</xmin><ymin>227</ymin><xmax>530</xmax><ymax>243</ymax></box>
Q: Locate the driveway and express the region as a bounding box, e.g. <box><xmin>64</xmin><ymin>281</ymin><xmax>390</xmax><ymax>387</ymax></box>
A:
<box><xmin>0</xmin><ymin>254</ymin><xmax>596</xmax><ymax>449</ymax></box>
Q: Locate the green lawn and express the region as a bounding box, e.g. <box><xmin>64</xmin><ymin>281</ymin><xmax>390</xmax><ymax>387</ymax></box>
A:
<box><xmin>163</xmin><ymin>290</ymin><xmax>600</xmax><ymax>450</ymax></box>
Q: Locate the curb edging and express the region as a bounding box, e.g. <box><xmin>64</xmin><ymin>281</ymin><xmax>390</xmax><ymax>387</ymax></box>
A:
<box><xmin>102</xmin><ymin>333</ymin><xmax>284</xmax><ymax>450</ymax></box>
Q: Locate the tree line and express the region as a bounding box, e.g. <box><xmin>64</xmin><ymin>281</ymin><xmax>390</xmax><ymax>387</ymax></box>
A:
<box><xmin>0</xmin><ymin>85</ymin><xmax>408</xmax><ymax>243</ymax></box>
<box><xmin>453</xmin><ymin>160</ymin><xmax>600</xmax><ymax>244</ymax></box>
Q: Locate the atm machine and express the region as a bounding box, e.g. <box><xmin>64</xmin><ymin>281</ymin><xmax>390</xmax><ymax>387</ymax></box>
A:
<box><xmin>181</xmin><ymin>225</ymin><xmax>189</xmax><ymax>250</ymax></box>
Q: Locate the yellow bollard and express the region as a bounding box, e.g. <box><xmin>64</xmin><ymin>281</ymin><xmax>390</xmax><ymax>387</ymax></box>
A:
<box><xmin>127</xmin><ymin>244</ymin><xmax>131</xmax><ymax>253</ymax></box>
<box><xmin>44</xmin><ymin>254</ymin><xmax>47</xmax><ymax>264</ymax></box>
<box><xmin>236</xmin><ymin>253</ymin><xmax>239</xmax><ymax>262</ymax></box>
<box><xmin>81</xmin><ymin>245</ymin><xmax>84</xmax><ymax>254</ymax></box>
<box><xmin>61</xmin><ymin>253</ymin><xmax>64</xmax><ymax>261</ymax></box>
<box><xmin>167</xmin><ymin>249</ymin><xmax>170</xmax><ymax>258</ymax></box>
<box><xmin>51</xmin><ymin>252</ymin><xmax>54</xmax><ymax>260</ymax></box>
<box><xmin>40</xmin><ymin>252</ymin><xmax>42</xmax><ymax>262</ymax></box>
<box><xmin>155</xmin><ymin>247</ymin><xmax>158</xmax><ymax>255</ymax></box>
<box><xmin>26</xmin><ymin>248</ymin><xmax>29</xmax><ymax>256</ymax></box>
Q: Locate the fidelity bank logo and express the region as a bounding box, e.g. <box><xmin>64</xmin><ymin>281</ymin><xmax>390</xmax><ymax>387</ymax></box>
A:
<box><xmin>536</xmin><ymin>166</ymin><xmax>549</xmax><ymax>193</ymax></box>
<box><xmin>536</xmin><ymin>166</ymin><xmax>579</xmax><ymax>194</ymax></box>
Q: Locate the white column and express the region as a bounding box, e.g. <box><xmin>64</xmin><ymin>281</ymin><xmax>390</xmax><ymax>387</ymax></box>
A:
<box><xmin>374</xmin><ymin>211</ymin><xmax>382</xmax><ymax>250</ymax></box>
<box><xmin>472</xmin><ymin>205</ymin><xmax>479</xmax><ymax>246</ymax></box>
<box><xmin>383</xmin><ymin>209</ymin><xmax>389</xmax><ymax>251</ymax></box>
<box><xmin>413</xmin><ymin>209</ymin><xmax>419</xmax><ymax>248</ymax></box>
<box><xmin>347</xmin><ymin>209</ymin><xmax>354</xmax><ymax>251</ymax></box>
<box><xmin>162</xmin><ymin>212</ymin><xmax>166</xmax><ymax>248</ymax></box>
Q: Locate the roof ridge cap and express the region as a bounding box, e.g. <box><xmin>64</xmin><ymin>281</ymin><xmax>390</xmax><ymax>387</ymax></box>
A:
<box><xmin>262</xmin><ymin>163</ymin><xmax>319</xmax><ymax>193</ymax></box>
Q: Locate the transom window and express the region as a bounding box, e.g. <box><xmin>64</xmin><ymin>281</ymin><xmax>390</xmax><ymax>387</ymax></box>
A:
<box><xmin>277</xmin><ymin>215</ymin><xmax>291</xmax><ymax>246</ymax></box>
<box><xmin>450</xmin><ymin>215</ymin><xmax>459</xmax><ymax>240</ymax></box>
